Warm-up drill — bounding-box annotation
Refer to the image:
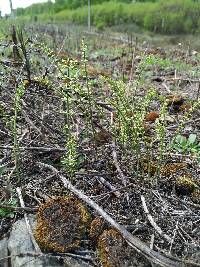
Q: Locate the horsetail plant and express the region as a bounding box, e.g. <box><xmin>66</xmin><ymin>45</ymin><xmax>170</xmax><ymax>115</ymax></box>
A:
<box><xmin>155</xmin><ymin>100</ymin><xmax>168</xmax><ymax>181</ymax></box>
<box><xmin>106</xmin><ymin>71</ymin><xmax>159</xmax><ymax>177</ymax></box>
<box><xmin>57</xmin><ymin>57</ymin><xmax>79</xmax><ymax>180</ymax></box>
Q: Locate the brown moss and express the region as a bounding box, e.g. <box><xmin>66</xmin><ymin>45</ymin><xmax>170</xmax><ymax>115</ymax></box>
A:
<box><xmin>33</xmin><ymin>77</ymin><xmax>50</xmax><ymax>87</ymax></box>
<box><xmin>94</xmin><ymin>129</ymin><xmax>112</xmax><ymax>144</ymax></box>
<box><xmin>142</xmin><ymin>160</ymin><xmax>157</xmax><ymax>176</ymax></box>
<box><xmin>166</xmin><ymin>95</ymin><xmax>187</xmax><ymax>112</ymax></box>
<box><xmin>54</xmin><ymin>51</ymin><xmax>70</xmax><ymax>59</ymax></box>
<box><xmin>97</xmin><ymin>229</ymin><xmax>123</xmax><ymax>267</ymax></box>
<box><xmin>23</xmin><ymin>79</ymin><xmax>30</xmax><ymax>88</ymax></box>
<box><xmin>0</xmin><ymin>187</ymin><xmax>11</xmax><ymax>200</ymax></box>
<box><xmin>192</xmin><ymin>189</ymin><xmax>200</xmax><ymax>204</ymax></box>
<box><xmin>34</xmin><ymin>196</ymin><xmax>90</xmax><ymax>253</ymax></box>
<box><xmin>143</xmin><ymin>123</ymin><xmax>152</xmax><ymax>136</ymax></box>
<box><xmin>89</xmin><ymin>217</ymin><xmax>106</xmax><ymax>242</ymax></box>
<box><xmin>142</xmin><ymin>161</ymin><xmax>188</xmax><ymax>177</ymax></box>
<box><xmin>175</xmin><ymin>176</ymin><xmax>198</xmax><ymax>195</ymax></box>
<box><xmin>166</xmin><ymin>95</ymin><xmax>185</xmax><ymax>106</ymax></box>
<box><xmin>179</xmin><ymin>103</ymin><xmax>191</xmax><ymax>112</ymax></box>
<box><xmin>145</xmin><ymin>111</ymin><xmax>160</xmax><ymax>122</ymax></box>
<box><xmin>160</xmin><ymin>162</ymin><xmax>188</xmax><ymax>176</ymax></box>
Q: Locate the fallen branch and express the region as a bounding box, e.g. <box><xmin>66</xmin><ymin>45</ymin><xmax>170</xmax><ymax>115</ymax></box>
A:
<box><xmin>21</xmin><ymin>99</ymin><xmax>64</xmax><ymax>136</ymax></box>
<box><xmin>36</xmin><ymin>162</ymin><xmax>200</xmax><ymax>267</ymax></box>
<box><xmin>0</xmin><ymin>146</ymin><xmax>67</xmax><ymax>152</ymax></box>
<box><xmin>91</xmin><ymin>183</ymin><xmax>133</xmax><ymax>199</ymax></box>
<box><xmin>94</xmin><ymin>175</ymin><xmax>121</xmax><ymax>198</ymax></box>
<box><xmin>16</xmin><ymin>187</ymin><xmax>41</xmax><ymax>254</ymax></box>
<box><xmin>141</xmin><ymin>195</ymin><xmax>172</xmax><ymax>243</ymax></box>
<box><xmin>21</xmin><ymin>109</ymin><xmax>42</xmax><ymax>135</ymax></box>
<box><xmin>0</xmin><ymin>251</ymin><xmax>92</xmax><ymax>263</ymax></box>
<box><xmin>0</xmin><ymin>204</ymin><xmax>38</xmax><ymax>212</ymax></box>
<box><xmin>162</xmin><ymin>152</ymin><xmax>200</xmax><ymax>160</ymax></box>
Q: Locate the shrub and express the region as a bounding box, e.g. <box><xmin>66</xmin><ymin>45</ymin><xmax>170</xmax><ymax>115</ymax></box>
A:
<box><xmin>17</xmin><ymin>0</ymin><xmax>200</xmax><ymax>34</ymax></box>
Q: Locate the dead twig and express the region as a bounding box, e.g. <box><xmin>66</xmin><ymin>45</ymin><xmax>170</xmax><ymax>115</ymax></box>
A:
<box><xmin>94</xmin><ymin>175</ymin><xmax>121</xmax><ymax>198</ymax></box>
<box><xmin>166</xmin><ymin>77</ymin><xmax>199</xmax><ymax>83</ymax></box>
<box><xmin>167</xmin><ymin>118</ymin><xmax>200</xmax><ymax>130</ymax></box>
<box><xmin>21</xmin><ymin>109</ymin><xmax>42</xmax><ymax>135</ymax></box>
<box><xmin>141</xmin><ymin>195</ymin><xmax>172</xmax><ymax>243</ymax></box>
<box><xmin>96</xmin><ymin>101</ymin><xmax>114</xmax><ymax>112</ymax></box>
<box><xmin>91</xmin><ymin>183</ymin><xmax>134</xmax><ymax>199</ymax></box>
<box><xmin>0</xmin><ymin>204</ymin><xmax>38</xmax><ymax>212</ymax></box>
<box><xmin>0</xmin><ymin>146</ymin><xmax>67</xmax><ymax>152</ymax></box>
<box><xmin>0</xmin><ymin>251</ymin><xmax>92</xmax><ymax>262</ymax></box>
<box><xmin>169</xmin><ymin>221</ymin><xmax>179</xmax><ymax>254</ymax></box>
<box><xmin>111</xmin><ymin>140</ymin><xmax>130</xmax><ymax>203</ymax></box>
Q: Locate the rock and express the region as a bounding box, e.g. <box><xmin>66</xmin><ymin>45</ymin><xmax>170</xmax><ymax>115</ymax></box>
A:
<box><xmin>0</xmin><ymin>238</ymin><xmax>8</xmax><ymax>267</ymax></box>
<box><xmin>7</xmin><ymin>215</ymin><xmax>93</xmax><ymax>267</ymax></box>
<box><xmin>64</xmin><ymin>257</ymin><xmax>92</xmax><ymax>267</ymax></box>
<box><xmin>7</xmin><ymin>215</ymin><xmax>63</xmax><ymax>267</ymax></box>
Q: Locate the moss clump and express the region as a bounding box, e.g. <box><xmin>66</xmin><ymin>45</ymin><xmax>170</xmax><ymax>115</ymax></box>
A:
<box><xmin>97</xmin><ymin>229</ymin><xmax>123</xmax><ymax>267</ymax></box>
<box><xmin>89</xmin><ymin>217</ymin><xmax>106</xmax><ymax>242</ymax></box>
<box><xmin>166</xmin><ymin>95</ymin><xmax>186</xmax><ymax>112</ymax></box>
<box><xmin>143</xmin><ymin>161</ymin><xmax>188</xmax><ymax>177</ymax></box>
<box><xmin>23</xmin><ymin>79</ymin><xmax>30</xmax><ymax>88</ymax></box>
<box><xmin>94</xmin><ymin>129</ymin><xmax>112</xmax><ymax>145</ymax></box>
<box><xmin>34</xmin><ymin>196</ymin><xmax>90</xmax><ymax>253</ymax></box>
<box><xmin>179</xmin><ymin>103</ymin><xmax>191</xmax><ymax>112</ymax></box>
<box><xmin>145</xmin><ymin>111</ymin><xmax>159</xmax><ymax>122</ymax></box>
<box><xmin>166</xmin><ymin>95</ymin><xmax>184</xmax><ymax>105</ymax></box>
<box><xmin>161</xmin><ymin>162</ymin><xmax>188</xmax><ymax>176</ymax></box>
<box><xmin>175</xmin><ymin>176</ymin><xmax>198</xmax><ymax>195</ymax></box>
<box><xmin>192</xmin><ymin>189</ymin><xmax>200</xmax><ymax>204</ymax></box>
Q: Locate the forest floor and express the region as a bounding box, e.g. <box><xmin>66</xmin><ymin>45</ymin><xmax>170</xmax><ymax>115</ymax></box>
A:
<box><xmin>0</xmin><ymin>23</ymin><xmax>200</xmax><ymax>266</ymax></box>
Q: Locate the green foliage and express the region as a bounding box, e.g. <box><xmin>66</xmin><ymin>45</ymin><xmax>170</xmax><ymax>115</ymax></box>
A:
<box><xmin>55</xmin><ymin>0</ymin><xmax>200</xmax><ymax>34</ymax></box>
<box><xmin>172</xmin><ymin>134</ymin><xmax>200</xmax><ymax>162</ymax></box>
<box><xmin>0</xmin><ymin>198</ymin><xmax>18</xmax><ymax>218</ymax></box>
<box><xmin>0</xmin><ymin>165</ymin><xmax>6</xmax><ymax>177</ymax></box>
<box><xmin>15</xmin><ymin>1</ymin><xmax>54</xmax><ymax>16</ymax></box>
<box><xmin>61</xmin><ymin>136</ymin><xmax>78</xmax><ymax>178</ymax></box>
<box><xmin>144</xmin><ymin>0</ymin><xmax>200</xmax><ymax>34</ymax></box>
<box><xmin>15</xmin><ymin>0</ymin><xmax>200</xmax><ymax>34</ymax></box>
<box><xmin>58</xmin><ymin>58</ymin><xmax>79</xmax><ymax>179</ymax></box>
<box><xmin>105</xmin><ymin>60</ymin><xmax>160</xmax><ymax>177</ymax></box>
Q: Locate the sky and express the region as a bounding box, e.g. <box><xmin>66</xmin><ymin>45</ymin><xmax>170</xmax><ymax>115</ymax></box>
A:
<box><xmin>0</xmin><ymin>0</ymin><xmax>51</xmax><ymax>15</ymax></box>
